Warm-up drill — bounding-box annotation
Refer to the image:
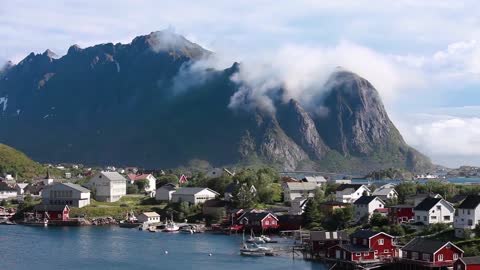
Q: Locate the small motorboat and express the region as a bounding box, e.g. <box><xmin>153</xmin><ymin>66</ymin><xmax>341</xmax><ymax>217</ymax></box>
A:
<box><xmin>148</xmin><ymin>226</ymin><xmax>157</xmax><ymax>232</ymax></box>
<box><xmin>179</xmin><ymin>225</ymin><xmax>194</xmax><ymax>234</ymax></box>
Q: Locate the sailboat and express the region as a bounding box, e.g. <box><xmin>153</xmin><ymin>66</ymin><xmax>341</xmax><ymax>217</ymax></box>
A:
<box><xmin>240</xmin><ymin>230</ymin><xmax>273</xmax><ymax>256</ymax></box>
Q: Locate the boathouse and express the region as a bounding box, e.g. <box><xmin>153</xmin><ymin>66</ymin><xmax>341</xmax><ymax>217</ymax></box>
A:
<box><xmin>237</xmin><ymin>210</ymin><xmax>279</xmax><ymax>232</ymax></box>
<box><xmin>401</xmin><ymin>238</ymin><xmax>463</xmax><ymax>268</ymax></box>
<box><xmin>33</xmin><ymin>204</ymin><xmax>70</xmax><ymax>221</ymax></box>
<box><xmin>454</xmin><ymin>256</ymin><xmax>480</xmax><ymax>270</ymax></box>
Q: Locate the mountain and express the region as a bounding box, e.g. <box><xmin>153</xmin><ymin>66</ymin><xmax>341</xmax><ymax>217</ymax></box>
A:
<box><xmin>0</xmin><ymin>144</ymin><xmax>44</xmax><ymax>178</ymax></box>
<box><xmin>0</xmin><ymin>30</ymin><xmax>432</xmax><ymax>173</ymax></box>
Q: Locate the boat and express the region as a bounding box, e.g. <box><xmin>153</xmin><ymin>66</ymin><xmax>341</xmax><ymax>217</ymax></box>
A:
<box><xmin>163</xmin><ymin>215</ymin><xmax>179</xmax><ymax>232</ymax></box>
<box><xmin>240</xmin><ymin>231</ymin><xmax>273</xmax><ymax>256</ymax></box>
<box><xmin>119</xmin><ymin>211</ymin><xmax>143</xmax><ymax>228</ymax></box>
<box><xmin>0</xmin><ymin>219</ymin><xmax>16</xmax><ymax>225</ymax></box>
<box><xmin>148</xmin><ymin>226</ymin><xmax>157</xmax><ymax>232</ymax></box>
<box><xmin>179</xmin><ymin>225</ymin><xmax>194</xmax><ymax>234</ymax></box>
<box><xmin>259</xmin><ymin>235</ymin><xmax>278</xmax><ymax>243</ymax></box>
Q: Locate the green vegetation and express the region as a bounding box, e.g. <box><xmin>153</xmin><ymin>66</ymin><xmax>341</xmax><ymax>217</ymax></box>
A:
<box><xmin>365</xmin><ymin>168</ymin><xmax>413</xmax><ymax>180</ymax></box>
<box><xmin>0</xmin><ymin>144</ymin><xmax>45</xmax><ymax>178</ymax></box>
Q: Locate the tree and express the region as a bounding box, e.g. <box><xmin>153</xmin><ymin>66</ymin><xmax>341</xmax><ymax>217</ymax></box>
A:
<box><xmin>127</xmin><ymin>185</ymin><xmax>139</xmax><ymax>194</ymax></box>
<box><xmin>388</xmin><ymin>225</ymin><xmax>405</xmax><ymax>236</ymax></box>
<box><xmin>396</xmin><ymin>182</ymin><xmax>417</xmax><ymax>203</ymax></box>
<box><xmin>0</xmin><ymin>199</ymin><xmax>6</xmax><ymax>206</ymax></box>
<box><xmin>23</xmin><ymin>194</ymin><xmax>33</xmax><ymax>203</ymax></box>
<box><xmin>156</xmin><ymin>174</ymin><xmax>179</xmax><ymax>187</ymax></box>
<box><xmin>370</xmin><ymin>213</ymin><xmax>389</xmax><ymax>227</ymax></box>
<box><xmin>233</xmin><ymin>184</ymin><xmax>257</xmax><ymax>208</ymax></box>
<box><xmin>134</xmin><ymin>179</ymin><xmax>149</xmax><ymax>192</ymax></box>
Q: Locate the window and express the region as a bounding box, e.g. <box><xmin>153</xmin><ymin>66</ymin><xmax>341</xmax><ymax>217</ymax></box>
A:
<box><xmin>422</xmin><ymin>254</ymin><xmax>430</xmax><ymax>261</ymax></box>
<box><xmin>444</xmin><ymin>216</ymin><xmax>451</xmax><ymax>221</ymax></box>
<box><xmin>378</xmin><ymin>239</ymin><xmax>384</xmax><ymax>245</ymax></box>
<box><xmin>363</xmin><ymin>252</ymin><xmax>369</xmax><ymax>256</ymax></box>
<box><xmin>265</xmin><ymin>221</ymin><xmax>270</xmax><ymax>225</ymax></box>
<box><xmin>437</xmin><ymin>206</ymin><xmax>441</xmax><ymax>210</ymax></box>
<box><xmin>438</xmin><ymin>254</ymin><xmax>444</xmax><ymax>261</ymax></box>
<box><xmin>417</xmin><ymin>216</ymin><xmax>420</xmax><ymax>220</ymax></box>
<box><xmin>454</xmin><ymin>253</ymin><xmax>459</xmax><ymax>260</ymax></box>
<box><xmin>374</xmin><ymin>250</ymin><xmax>378</xmax><ymax>254</ymax></box>
<box><xmin>412</xmin><ymin>252</ymin><xmax>418</xmax><ymax>260</ymax></box>
<box><xmin>431</xmin><ymin>216</ymin><xmax>437</xmax><ymax>220</ymax></box>
<box><xmin>468</xmin><ymin>210</ymin><xmax>471</xmax><ymax>215</ymax></box>
<box><xmin>468</xmin><ymin>219</ymin><xmax>473</xmax><ymax>226</ymax></box>
<box><xmin>384</xmin><ymin>249</ymin><xmax>389</xmax><ymax>253</ymax></box>
<box><xmin>356</xmin><ymin>253</ymin><xmax>361</xmax><ymax>256</ymax></box>
<box><xmin>424</xmin><ymin>216</ymin><xmax>427</xmax><ymax>221</ymax></box>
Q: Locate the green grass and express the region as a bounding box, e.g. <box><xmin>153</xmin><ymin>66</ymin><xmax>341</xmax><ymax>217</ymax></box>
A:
<box><xmin>70</xmin><ymin>195</ymin><xmax>167</xmax><ymax>219</ymax></box>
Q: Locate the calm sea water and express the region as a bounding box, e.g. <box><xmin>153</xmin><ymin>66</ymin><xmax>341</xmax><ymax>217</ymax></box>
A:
<box><xmin>352</xmin><ymin>177</ymin><xmax>480</xmax><ymax>185</ymax></box>
<box><xmin>0</xmin><ymin>226</ymin><xmax>326</xmax><ymax>270</ymax></box>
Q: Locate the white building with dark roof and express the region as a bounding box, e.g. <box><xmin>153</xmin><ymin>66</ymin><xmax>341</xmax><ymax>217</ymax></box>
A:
<box><xmin>414</xmin><ymin>197</ymin><xmax>455</xmax><ymax>225</ymax></box>
<box><xmin>42</xmin><ymin>182</ymin><xmax>91</xmax><ymax>208</ymax></box>
<box><xmin>282</xmin><ymin>182</ymin><xmax>318</xmax><ymax>203</ymax></box>
<box><xmin>171</xmin><ymin>187</ymin><xmax>219</xmax><ymax>205</ymax></box>
<box><xmin>85</xmin><ymin>171</ymin><xmax>126</xmax><ymax>202</ymax></box>
<box><xmin>353</xmin><ymin>196</ymin><xmax>385</xmax><ymax>223</ymax></box>
<box><xmin>0</xmin><ymin>182</ymin><xmax>17</xmax><ymax>200</ymax></box>
<box><xmin>454</xmin><ymin>195</ymin><xmax>480</xmax><ymax>238</ymax></box>
<box><xmin>335</xmin><ymin>184</ymin><xmax>370</xmax><ymax>203</ymax></box>
<box><xmin>372</xmin><ymin>187</ymin><xmax>398</xmax><ymax>202</ymax></box>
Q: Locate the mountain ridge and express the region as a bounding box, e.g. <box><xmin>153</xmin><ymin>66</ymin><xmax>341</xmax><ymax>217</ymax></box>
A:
<box><xmin>0</xmin><ymin>30</ymin><xmax>432</xmax><ymax>173</ymax></box>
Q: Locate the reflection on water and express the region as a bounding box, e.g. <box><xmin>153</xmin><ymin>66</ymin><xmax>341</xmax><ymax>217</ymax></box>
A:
<box><xmin>0</xmin><ymin>226</ymin><xmax>325</xmax><ymax>270</ymax></box>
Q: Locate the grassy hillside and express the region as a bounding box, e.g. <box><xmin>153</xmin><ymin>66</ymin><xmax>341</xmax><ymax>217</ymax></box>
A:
<box><xmin>0</xmin><ymin>144</ymin><xmax>44</xmax><ymax>178</ymax></box>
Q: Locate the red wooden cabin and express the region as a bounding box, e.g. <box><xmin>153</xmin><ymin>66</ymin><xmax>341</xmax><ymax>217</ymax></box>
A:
<box><xmin>401</xmin><ymin>238</ymin><xmax>464</xmax><ymax>268</ymax></box>
<box><xmin>454</xmin><ymin>256</ymin><xmax>480</xmax><ymax>270</ymax></box>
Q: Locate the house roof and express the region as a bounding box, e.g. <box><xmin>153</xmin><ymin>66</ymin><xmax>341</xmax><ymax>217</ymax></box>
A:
<box><xmin>140</xmin><ymin>212</ymin><xmax>160</xmax><ymax>217</ymax></box>
<box><xmin>100</xmin><ymin>171</ymin><xmax>127</xmax><ymax>181</ymax></box>
<box><xmin>336</xmin><ymin>184</ymin><xmax>367</xmax><ymax>192</ymax></box>
<box><xmin>303</xmin><ymin>176</ymin><xmax>327</xmax><ymax>183</ymax></box>
<box><xmin>127</xmin><ymin>174</ymin><xmax>153</xmax><ymax>181</ymax></box>
<box><xmin>458</xmin><ymin>195</ymin><xmax>480</xmax><ymax>209</ymax></box>
<box><xmin>158</xmin><ymin>183</ymin><xmax>177</xmax><ymax>191</ymax></box>
<box><xmin>45</xmin><ymin>183</ymin><xmax>90</xmax><ymax>193</ymax></box>
<box><xmin>414</xmin><ymin>197</ymin><xmax>443</xmax><ymax>211</ymax></box>
<box><xmin>449</xmin><ymin>194</ymin><xmax>468</xmax><ymax>204</ymax></box>
<box><xmin>402</xmin><ymin>238</ymin><xmax>460</xmax><ymax>254</ymax></box>
<box><xmin>372</xmin><ymin>187</ymin><xmax>397</xmax><ymax>196</ymax></box>
<box><xmin>174</xmin><ymin>187</ymin><xmax>219</xmax><ymax>196</ymax></box>
<box><xmin>34</xmin><ymin>204</ymin><xmax>69</xmax><ymax>211</ymax></box>
<box><xmin>310</xmin><ymin>231</ymin><xmax>349</xmax><ymax>241</ymax></box>
<box><xmin>459</xmin><ymin>256</ymin><xmax>480</xmax><ymax>265</ymax></box>
<box><xmin>353</xmin><ymin>196</ymin><xmax>383</xmax><ymax>205</ymax></box>
<box><xmin>284</xmin><ymin>182</ymin><xmax>318</xmax><ymax>191</ymax></box>
<box><xmin>0</xmin><ymin>182</ymin><xmax>16</xmax><ymax>192</ymax></box>
<box><xmin>350</xmin><ymin>230</ymin><xmax>382</xmax><ymax>239</ymax></box>
<box><xmin>238</xmin><ymin>210</ymin><xmax>278</xmax><ymax>222</ymax></box>
<box><xmin>374</xmin><ymin>208</ymin><xmax>389</xmax><ymax>213</ymax></box>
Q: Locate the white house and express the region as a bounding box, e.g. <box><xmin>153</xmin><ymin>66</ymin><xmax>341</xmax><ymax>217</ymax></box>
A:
<box><xmin>137</xmin><ymin>212</ymin><xmax>161</xmax><ymax>224</ymax></box>
<box><xmin>282</xmin><ymin>182</ymin><xmax>318</xmax><ymax>203</ymax></box>
<box><xmin>171</xmin><ymin>187</ymin><xmax>219</xmax><ymax>205</ymax></box>
<box><xmin>406</xmin><ymin>193</ymin><xmax>443</xmax><ymax>207</ymax></box>
<box><xmin>353</xmin><ymin>196</ymin><xmax>386</xmax><ymax>223</ymax></box>
<box><xmin>414</xmin><ymin>197</ymin><xmax>455</xmax><ymax>225</ymax></box>
<box><xmin>127</xmin><ymin>174</ymin><xmax>157</xmax><ymax>194</ymax></box>
<box><xmin>85</xmin><ymin>171</ymin><xmax>127</xmax><ymax>202</ymax></box>
<box><xmin>372</xmin><ymin>187</ymin><xmax>398</xmax><ymax>202</ymax></box>
<box><xmin>155</xmin><ymin>183</ymin><xmax>178</xmax><ymax>202</ymax></box>
<box><xmin>335</xmin><ymin>184</ymin><xmax>370</xmax><ymax>203</ymax></box>
<box><xmin>454</xmin><ymin>195</ymin><xmax>480</xmax><ymax>238</ymax></box>
<box><xmin>42</xmin><ymin>182</ymin><xmax>91</xmax><ymax>208</ymax></box>
<box><xmin>15</xmin><ymin>183</ymin><xmax>29</xmax><ymax>195</ymax></box>
<box><xmin>303</xmin><ymin>176</ymin><xmax>327</xmax><ymax>186</ymax></box>
<box><xmin>0</xmin><ymin>182</ymin><xmax>17</xmax><ymax>200</ymax></box>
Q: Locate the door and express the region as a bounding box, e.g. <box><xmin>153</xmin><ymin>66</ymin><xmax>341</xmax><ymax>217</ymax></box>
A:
<box><xmin>336</xmin><ymin>250</ymin><xmax>341</xmax><ymax>259</ymax></box>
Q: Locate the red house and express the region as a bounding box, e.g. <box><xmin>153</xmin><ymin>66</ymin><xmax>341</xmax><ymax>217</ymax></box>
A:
<box><xmin>237</xmin><ymin>211</ymin><xmax>279</xmax><ymax>232</ymax></box>
<box><xmin>328</xmin><ymin>230</ymin><xmax>397</xmax><ymax>262</ymax></box>
<box><xmin>34</xmin><ymin>204</ymin><xmax>70</xmax><ymax>221</ymax></box>
<box><xmin>401</xmin><ymin>238</ymin><xmax>464</xmax><ymax>268</ymax></box>
<box><xmin>454</xmin><ymin>256</ymin><xmax>480</xmax><ymax>270</ymax></box>
<box><xmin>388</xmin><ymin>204</ymin><xmax>415</xmax><ymax>224</ymax></box>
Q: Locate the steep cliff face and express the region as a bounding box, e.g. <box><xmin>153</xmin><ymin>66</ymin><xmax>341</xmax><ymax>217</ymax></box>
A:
<box><xmin>0</xmin><ymin>31</ymin><xmax>432</xmax><ymax>172</ymax></box>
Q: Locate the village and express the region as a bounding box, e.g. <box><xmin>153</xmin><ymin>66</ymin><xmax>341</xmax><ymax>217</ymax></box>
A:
<box><xmin>2</xmin><ymin>165</ymin><xmax>480</xmax><ymax>269</ymax></box>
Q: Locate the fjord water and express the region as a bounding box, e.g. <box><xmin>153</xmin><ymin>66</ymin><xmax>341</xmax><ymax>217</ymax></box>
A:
<box><xmin>1</xmin><ymin>226</ymin><xmax>325</xmax><ymax>270</ymax></box>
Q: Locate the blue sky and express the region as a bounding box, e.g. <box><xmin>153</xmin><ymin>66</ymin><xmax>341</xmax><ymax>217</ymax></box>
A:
<box><xmin>1</xmin><ymin>0</ymin><xmax>480</xmax><ymax>167</ymax></box>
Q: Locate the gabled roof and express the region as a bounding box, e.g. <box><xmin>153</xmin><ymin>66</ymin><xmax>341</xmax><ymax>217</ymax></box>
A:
<box><xmin>173</xmin><ymin>187</ymin><xmax>219</xmax><ymax>196</ymax></box>
<box><xmin>140</xmin><ymin>212</ymin><xmax>160</xmax><ymax>217</ymax></box>
<box><xmin>284</xmin><ymin>182</ymin><xmax>317</xmax><ymax>191</ymax></box>
<box><xmin>99</xmin><ymin>171</ymin><xmax>127</xmax><ymax>181</ymax></box>
<box><xmin>239</xmin><ymin>211</ymin><xmax>278</xmax><ymax>222</ymax></box>
<box><xmin>56</xmin><ymin>182</ymin><xmax>90</xmax><ymax>193</ymax></box>
<box><xmin>336</xmin><ymin>184</ymin><xmax>368</xmax><ymax>192</ymax></box>
<box><xmin>353</xmin><ymin>196</ymin><xmax>384</xmax><ymax>205</ymax></box>
<box><xmin>372</xmin><ymin>187</ymin><xmax>397</xmax><ymax>196</ymax></box>
<box><xmin>458</xmin><ymin>195</ymin><xmax>480</xmax><ymax>209</ymax></box>
<box><xmin>459</xmin><ymin>256</ymin><xmax>480</xmax><ymax>265</ymax></box>
<box><xmin>310</xmin><ymin>231</ymin><xmax>349</xmax><ymax>241</ymax></box>
<box><xmin>303</xmin><ymin>176</ymin><xmax>326</xmax><ymax>183</ymax></box>
<box><xmin>127</xmin><ymin>174</ymin><xmax>153</xmax><ymax>181</ymax></box>
<box><xmin>402</xmin><ymin>238</ymin><xmax>462</xmax><ymax>254</ymax></box>
<box><xmin>159</xmin><ymin>183</ymin><xmax>177</xmax><ymax>191</ymax></box>
<box><xmin>414</xmin><ymin>197</ymin><xmax>443</xmax><ymax>211</ymax></box>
